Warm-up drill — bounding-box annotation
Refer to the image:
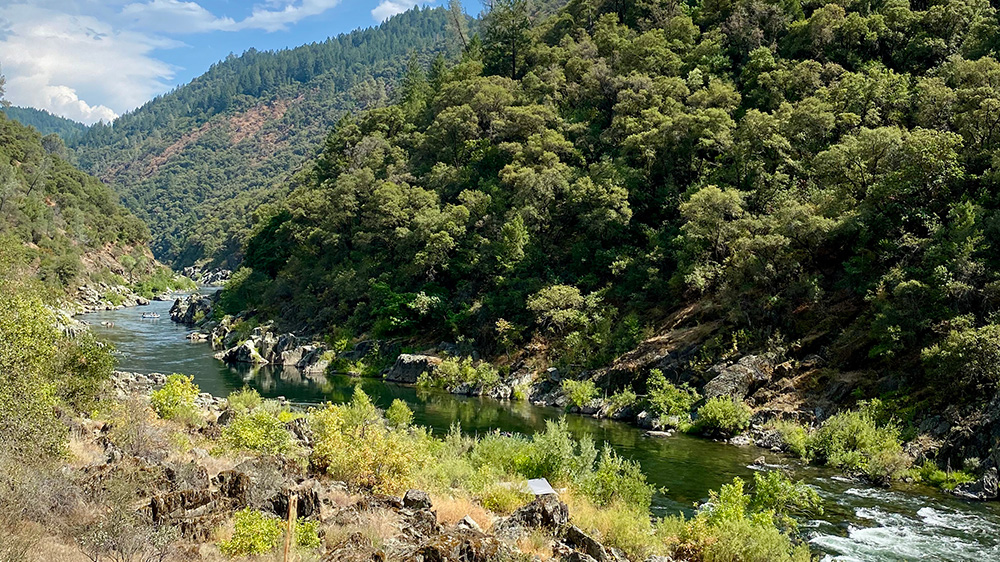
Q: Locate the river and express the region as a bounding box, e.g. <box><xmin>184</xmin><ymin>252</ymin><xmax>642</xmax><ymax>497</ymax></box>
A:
<box><xmin>86</xmin><ymin>296</ymin><xmax>1000</xmax><ymax>561</ymax></box>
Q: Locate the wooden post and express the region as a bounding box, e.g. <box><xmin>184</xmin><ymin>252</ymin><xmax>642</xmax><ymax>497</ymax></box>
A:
<box><xmin>284</xmin><ymin>494</ymin><xmax>298</xmax><ymax>562</ymax></box>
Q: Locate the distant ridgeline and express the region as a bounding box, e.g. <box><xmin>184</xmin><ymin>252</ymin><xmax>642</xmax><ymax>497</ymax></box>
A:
<box><xmin>68</xmin><ymin>7</ymin><xmax>458</xmax><ymax>268</ymax></box>
<box><xmin>0</xmin><ymin>111</ymin><xmax>158</xmax><ymax>294</ymax></box>
<box><xmin>1</xmin><ymin>106</ymin><xmax>87</xmax><ymax>140</ymax></box>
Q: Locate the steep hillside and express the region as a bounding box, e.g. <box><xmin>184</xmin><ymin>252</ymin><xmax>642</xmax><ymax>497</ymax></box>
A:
<box><xmin>1</xmin><ymin>106</ymin><xmax>87</xmax><ymax>139</ymax></box>
<box><xmin>0</xmin><ymin>112</ymin><xmax>184</xmax><ymax>303</ymax></box>
<box><xmin>220</xmin><ymin>0</ymin><xmax>1000</xmax><ymax>473</ymax></box>
<box><xmin>70</xmin><ymin>7</ymin><xmax>458</xmax><ymax>268</ymax></box>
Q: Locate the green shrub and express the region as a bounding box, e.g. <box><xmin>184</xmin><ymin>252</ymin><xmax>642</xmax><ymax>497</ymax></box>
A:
<box><xmin>387</xmin><ymin>399</ymin><xmax>414</xmax><ymax>428</ymax></box>
<box><xmin>686</xmin><ymin>474</ymin><xmax>815</xmax><ymax>562</ymax></box>
<box><xmin>221</xmin><ymin>409</ymin><xmax>294</xmax><ymax>455</ymax></box>
<box><xmin>922</xmin><ymin>323</ymin><xmax>1000</xmax><ymax>392</ymax></box>
<box><xmin>480</xmin><ymin>483</ymin><xmax>531</xmax><ymax>513</ymax></box>
<box><xmin>219</xmin><ymin>507</ymin><xmax>283</xmax><ymax>556</ymax></box>
<box><xmin>562</xmin><ymin>379</ymin><xmax>599</xmax><ymax>408</ymax></box>
<box><xmin>149</xmin><ymin>374</ymin><xmax>200</xmax><ymax>424</ymax></box>
<box><xmin>810</xmin><ymin>400</ymin><xmax>909</xmax><ymax>483</ymax></box>
<box><xmin>579</xmin><ymin>449</ymin><xmax>655</xmax><ymax>509</ymax></box>
<box><xmin>295</xmin><ymin>517</ymin><xmax>322</xmax><ymax>548</ymax></box>
<box><xmin>912</xmin><ymin>460</ymin><xmax>976</xmax><ymax>491</ymax></box>
<box><xmin>768</xmin><ymin>419</ymin><xmax>810</xmax><ymax>459</ymax></box>
<box><xmin>647</xmin><ymin>369</ymin><xmax>699</xmax><ymax>418</ymax></box>
<box><xmin>606</xmin><ymin>387</ymin><xmax>638</xmax><ymax>413</ymax></box>
<box><xmin>694</xmin><ymin>396</ymin><xmax>752</xmax><ymax>436</ymax></box>
<box><xmin>226</xmin><ymin>387</ymin><xmax>263</xmax><ymax>414</ymax></box>
<box><xmin>435</xmin><ymin>357</ymin><xmax>501</xmax><ymax>390</ymax></box>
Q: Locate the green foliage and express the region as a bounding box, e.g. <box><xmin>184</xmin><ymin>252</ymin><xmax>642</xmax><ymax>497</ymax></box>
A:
<box><xmin>694</xmin><ymin>397</ymin><xmax>752</xmax><ymax>437</ymax></box>
<box><xmin>0</xmin><ymin>113</ymin><xmax>149</xmax><ymax>294</ymax></box>
<box><xmin>911</xmin><ymin>461</ymin><xmax>976</xmax><ymax>491</ymax></box>
<box><xmin>809</xmin><ymin>401</ymin><xmax>909</xmax><ymax>484</ymax></box>
<box><xmin>606</xmin><ymin>387</ymin><xmax>638</xmax><ymax>413</ymax></box>
<box><xmin>561</xmin><ymin>378</ymin><xmax>598</xmax><ymax>407</ymax></box>
<box><xmin>218</xmin><ymin>508</ymin><xmax>283</xmax><ymax>556</ymax></box>
<box><xmin>387</xmin><ymin>399</ymin><xmax>414</xmax><ymax>428</ymax></box>
<box><xmin>434</xmin><ymin>357</ymin><xmax>502</xmax><ymax>390</ymax></box>
<box><xmin>579</xmin><ymin>449</ymin><xmax>655</xmax><ymax>509</ymax></box>
<box><xmin>646</xmin><ymin>370</ymin><xmax>700</xmax><ymax>419</ymax></box>
<box><xmin>294</xmin><ymin>517</ymin><xmax>322</xmax><ymax>549</ymax></box>
<box><xmin>768</xmin><ymin>420</ymin><xmax>810</xmax><ymax>459</ymax></box>
<box><xmin>922</xmin><ymin>323</ymin><xmax>1000</xmax><ymax>393</ymax></box>
<box><xmin>685</xmin><ymin>474</ymin><xmax>816</xmax><ymax>562</ymax></box>
<box><xmin>225</xmin><ymin>387</ymin><xmax>263</xmax><ymax>414</ymax></box>
<box><xmin>149</xmin><ymin>374</ymin><xmax>200</xmax><ymax>424</ymax></box>
<box><xmin>221</xmin><ymin>408</ymin><xmax>294</xmax><ymax>456</ymax></box>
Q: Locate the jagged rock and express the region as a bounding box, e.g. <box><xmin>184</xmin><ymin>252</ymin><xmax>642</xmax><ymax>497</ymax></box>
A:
<box><xmin>169</xmin><ymin>293</ymin><xmax>214</xmax><ymax>325</ymax></box>
<box><xmin>952</xmin><ymin>468</ymin><xmax>999</xmax><ymax>501</ymax></box>
<box><xmin>564</xmin><ymin>554</ymin><xmax>598</xmax><ymax>562</ymax></box>
<box><xmin>643</xmin><ymin>557</ymin><xmax>675</xmax><ymax>562</ymax></box>
<box><xmin>488</xmin><ymin>384</ymin><xmax>513</xmax><ymax>400</ymax></box>
<box><xmin>496</xmin><ymin>494</ymin><xmax>568</xmax><ymax>540</ymax></box>
<box><xmin>404</xmin><ymin>489</ymin><xmax>433</xmax><ymax>510</ymax></box>
<box><xmin>457</xmin><ymin>515</ymin><xmax>482</xmax><ymax>532</ymax></box>
<box><xmin>217</xmin><ymin>340</ymin><xmax>267</xmax><ymax>364</ymax></box>
<box><xmin>564</xmin><ymin>525</ymin><xmax>621</xmax><ymax>562</ymax></box>
<box><xmin>213</xmin><ymin>470</ymin><xmax>251</xmax><ymax>505</ymax></box>
<box><xmin>703</xmin><ymin>355</ymin><xmax>774</xmax><ymax>401</ymax></box>
<box><xmin>385</xmin><ymin>354</ymin><xmax>442</xmax><ymax>384</ymax></box>
<box><xmin>412</xmin><ymin>528</ymin><xmax>506</xmax><ymax>562</ymax></box>
<box><xmin>268</xmin><ymin>481</ymin><xmax>322</xmax><ymax>518</ymax></box>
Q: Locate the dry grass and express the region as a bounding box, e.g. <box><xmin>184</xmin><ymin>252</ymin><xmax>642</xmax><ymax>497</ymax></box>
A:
<box><xmin>324</xmin><ymin>507</ymin><xmax>400</xmax><ymax>551</ymax></box>
<box><xmin>66</xmin><ymin>435</ymin><xmax>104</xmax><ymax>468</ymax></box>
<box><xmin>516</xmin><ymin>529</ymin><xmax>555</xmax><ymax>560</ymax></box>
<box><xmin>26</xmin><ymin>535</ymin><xmax>90</xmax><ymax>562</ymax></box>
<box><xmin>432</xmin><ymin>494</ymin><xmax>493</xmax><ymax>531</ymax></box>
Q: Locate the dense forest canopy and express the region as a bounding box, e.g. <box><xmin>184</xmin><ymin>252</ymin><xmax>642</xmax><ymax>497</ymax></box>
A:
<box><xmin>226</xmin><ymin>0</ymin><xmax>1000</xmax><ymax>405</ymax></box>
<box><xmin>0</xmin><ymin>112</ymin><xmax>150</xmax><ymax>292</ymax></box>
<box><xmin>66</xmin><ymin>7</ymin><xmax>463</xmax><ymax>268</ymax></box>
<box><xmin>1</xmin><ymin>107</ymin><xmax>87</xmax><ymax>140</ymax></box>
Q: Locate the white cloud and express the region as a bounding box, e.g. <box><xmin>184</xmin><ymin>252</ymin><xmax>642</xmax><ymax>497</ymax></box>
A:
<box><xmin>0</xmin><ymin>3</ymin><xmax>177</xmax><ymax>124</ymax></box>
<box><xmin>0</xmin><ymin>0</ymin><xmax>350</xmax><ymax>124</ymax></box>
<box><xmin>234</xmin><ymin>0</ymin><xmax>343</xmax><ymax>32</ymax></box>
<box><xmin>119</xmin><ymin>0</ymin><xmax>236</xmax><ymax>33</ymax></box>
<box><xmin>372</xmin><ymin>0</ymin><xmax>419</xmax><ymax>22</ymax></box>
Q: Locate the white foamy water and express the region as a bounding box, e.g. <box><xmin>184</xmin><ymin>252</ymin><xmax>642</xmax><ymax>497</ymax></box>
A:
<box><xmin>813</xmin><ymin>502</ymin><xmax>1000</xmax><ymax>561</ymax></box>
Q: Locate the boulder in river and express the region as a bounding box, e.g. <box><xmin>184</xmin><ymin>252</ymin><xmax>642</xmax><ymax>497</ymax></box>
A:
<box><xmin>384</xmin><ymin>354</ymin><xmax>442</xmax><ymax>384</ymax></box>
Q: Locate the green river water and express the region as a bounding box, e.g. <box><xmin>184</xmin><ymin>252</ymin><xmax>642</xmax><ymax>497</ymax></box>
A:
<box><xmin>85</xmin><ymin>296</ymin><xmax>1000</xmax><ymax>561</ymax></box>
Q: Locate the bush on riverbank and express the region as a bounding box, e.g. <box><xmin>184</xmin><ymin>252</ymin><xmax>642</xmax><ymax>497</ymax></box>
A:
<box><xmin>647</xmin><ymin>369</ymin><xmax>700</xmax><ymax>422</ymax></box>
<box><xmin>562</xmin><ymin>379</ymin><xmax>599</xmax><ymax>408</ymax></box>
<box><xmin>149</xmin><ymin>374</ymin><xmax>201</xmax><ymax>425</ymax></box>
<box><xmin>694</xmin><ymin>397</ymin><xmax>752</xmax><ymax>437</ymax></box>
<box><xmin>769</xmin><ymin>401</ymin><xmax>911</xmax><ymax>484</ymax></box>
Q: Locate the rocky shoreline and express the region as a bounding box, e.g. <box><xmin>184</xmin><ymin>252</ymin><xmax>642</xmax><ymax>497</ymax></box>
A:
<box><xmin>166</xmin><ymin>296</ymin><xmax>999</xmax><ymax>502</ymax></box>
<box><xmin>102</xmin><ymin>371</ymin><xmax>655</xmax><ymax>562</ymax></box>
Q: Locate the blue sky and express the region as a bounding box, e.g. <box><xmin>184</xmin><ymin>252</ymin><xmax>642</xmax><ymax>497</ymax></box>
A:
<box><xmin>0</xmin><ymin>0</ymin><xmax>481</xmax><ymax>125</ymax></box>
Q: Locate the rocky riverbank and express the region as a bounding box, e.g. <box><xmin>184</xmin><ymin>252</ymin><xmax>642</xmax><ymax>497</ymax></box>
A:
<box><xmin>97</xmin><ymin>371</ymin><xmax>651</xmax><ymax>562</ymax></box>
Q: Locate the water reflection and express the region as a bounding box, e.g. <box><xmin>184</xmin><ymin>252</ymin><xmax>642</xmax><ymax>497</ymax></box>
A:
<box><xmin>86</xmin><ymin>298</ymin><xmax>1000</xmax><ymax>561</ymax></box>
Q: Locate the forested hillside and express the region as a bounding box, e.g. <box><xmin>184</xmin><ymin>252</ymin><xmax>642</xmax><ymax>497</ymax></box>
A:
<box><xmin>0</xmin><ymin>111</ymin><xmax>160</xmax><ymax>295</ymax></box>
<box><xmin>70</xmin><ymin>7</ymin><xmax>460</xmax><ymax>268</ymax></box>
<box><xmin>1</xmin><ymin>107</ymin><xmax>87</xmax><ymax>139</ymax></box>
<box><xmin>228</xmin><ymin>0</ymin><xmax>1000</xmax><ymax>418</ymax></box>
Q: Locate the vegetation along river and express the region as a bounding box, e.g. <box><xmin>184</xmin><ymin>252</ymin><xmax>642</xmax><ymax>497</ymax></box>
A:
<box><xmin>87</xmin><ymin>297</ymin><xmax>1000</xmax><ymax>561</ymax></box>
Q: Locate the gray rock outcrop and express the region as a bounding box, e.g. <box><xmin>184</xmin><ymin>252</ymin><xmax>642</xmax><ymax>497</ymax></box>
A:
<box><xmin>384</xmin><ymin>354</ymin><xmax>442</xmax><ymax>384</ymax></box>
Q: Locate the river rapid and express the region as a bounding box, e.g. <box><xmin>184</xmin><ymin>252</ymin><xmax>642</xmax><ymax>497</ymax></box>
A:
<box><xmin>86</xmin><ymin>296</ymin><xmax>1000</xmax><ymax>561</ymax></box>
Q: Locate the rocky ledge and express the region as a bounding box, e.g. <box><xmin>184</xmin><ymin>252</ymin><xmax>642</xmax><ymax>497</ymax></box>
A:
<box><xmin>100</xmin><ymin>372</ymin><xmax>651</xmax><ymax>562</ymax></box>
<box><xmin>72</xmin><ymin>282</ymin><xmax>151</xmax><ymax>314</ymax></box>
